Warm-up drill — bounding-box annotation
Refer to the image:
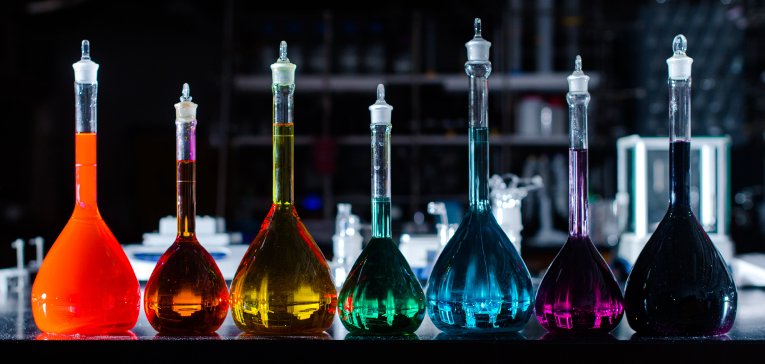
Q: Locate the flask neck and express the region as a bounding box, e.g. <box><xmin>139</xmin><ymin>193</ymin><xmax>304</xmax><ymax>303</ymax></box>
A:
<box><xmin>466</xmin><ymin>63</ymin><xmax>492</xmax><ymax>211</ymax></box>
<box><xmin>273</xmin><ymin>84</ymin><xmax>295</xmax><ymax>205</ymax></box>
<box><xmin>567</xmin><ymin>92</ymin><xmax>590</xmax><ymax>237</ymax></box>
<box><xmin>669</xmin><ymin>78</ymin><xmax>692</xmax><ymax>210</ymax></box>
<box><xmin>74</xmin><ymin>132</ymin><xmax>98</xmax><ymax>215</ymax></box>
<box><xmin>176</xmin><ymin>117</ymin><xmax>197</xmax><ymax>237</ymax></box>
<box><xmin>371</xmin><ymin>123</ymin><xmax>392</xmax><ymax>238</ymax></box>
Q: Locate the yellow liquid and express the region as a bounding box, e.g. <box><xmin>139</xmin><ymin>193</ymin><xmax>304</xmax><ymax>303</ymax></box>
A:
<box><xmin>230</xmin><ymin>205</ymin><xmax>337</xmax><ymax>334</ymax></box>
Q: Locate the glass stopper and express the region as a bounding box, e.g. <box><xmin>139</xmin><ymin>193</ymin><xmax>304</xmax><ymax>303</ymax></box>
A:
<box><xmin>180</xmin><ymin>83</ymin><xmax>192</xmax><ymax>102</ymax></box>
<box><xmin>81</xmin><ymin>40</ymin><xmax>90</xmax><ymax>60</ymax></box>
<box><xmin>279</xmin><ymin>40</ymin><xmax>288</xmax><ymax>61</ymax></box>
<box><xmin>673</xmin><ymin>34</ymin><xmax>687</xmax><ymax>55</ymax></box>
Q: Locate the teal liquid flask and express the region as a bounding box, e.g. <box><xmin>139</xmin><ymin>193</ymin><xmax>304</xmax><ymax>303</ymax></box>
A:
<box><xmin>426</xmin><ymin>19</ymin><xmax>534</xmax><ymax>334</ymax></box>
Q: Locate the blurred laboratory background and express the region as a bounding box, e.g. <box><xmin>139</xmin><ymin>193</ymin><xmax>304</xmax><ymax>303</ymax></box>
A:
<box><xmin>2</xmin><ymin>0</ymin><xmax>765</xmax><ymax>284</ymax></box>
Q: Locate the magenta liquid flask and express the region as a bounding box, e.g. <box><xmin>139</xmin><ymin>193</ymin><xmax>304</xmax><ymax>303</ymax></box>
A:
<box><xmin>534</xmin><ymin>56</ymin><xmax>624</xmax><ymax>334</ymax></box>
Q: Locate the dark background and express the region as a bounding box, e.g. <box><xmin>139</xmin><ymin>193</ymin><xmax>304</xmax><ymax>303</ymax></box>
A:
<box><xmin>2</xmin><ymin>0</ymin><xmax>765</xmax><ymax>267</ymax></box>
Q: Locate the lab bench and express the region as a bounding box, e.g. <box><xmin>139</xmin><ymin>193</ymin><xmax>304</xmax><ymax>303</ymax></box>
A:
<box><xmin>1</xmin><ymin>286</ymin><xmax>764</xmax><ymax>362</ymax></box>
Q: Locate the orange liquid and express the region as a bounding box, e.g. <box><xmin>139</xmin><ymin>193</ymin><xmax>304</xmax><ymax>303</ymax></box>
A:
<box><xmin>143</xmin><ymin>160</ymin><xmax>230</xmax><ymax>334</ymax></box>
<box><xmin>31</xmin><ymin>132</ymin><xmax>140</xmax><ymax>335</ymax></box>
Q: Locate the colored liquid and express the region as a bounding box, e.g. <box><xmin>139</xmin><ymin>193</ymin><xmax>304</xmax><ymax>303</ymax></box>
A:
<box><xmin>426</xmin><ymin>210</ymin><xmax>534</xmax><ymax>334</ymax></box>
<box><xmin>143</xmin><ymin>160</ymin><xmax>230</xmax><ymax>335</ymax></box>
<box><xmin>427</xmin><ymin>127</ymin><xmax>534</xmax><ymax>334</ymax></box>
<box><xmin>230</xmin><ymin>204</ymin><xmax>338</xmax><ymax>334</ymax></box>
<box><xmin>624</xmin><ymin>141</ymin><xmax>737</xmax><ymax>336</ymax></box>
<box><xmin>339</xmin><ymin>236</ymin><xmax>426</xmax><ymax>334</ymax></box>
<box><xmin>534</xmin><ymin>149</ymin><xmax>624</xmax><ymax>334</ymax></box>
<box><xmin>144</xmin><ymin>238</ymin><xmax>230</xmax><ymax>334</ymax></box>
<box><xmin>31</xmin><ymin>132</ymin><xmax>140</xmax><ymax>335</ymax></box>
<box><xmin>535</xmin><ymin>236</ymin><xmax>624</xmax><ymax>334</ymax></box>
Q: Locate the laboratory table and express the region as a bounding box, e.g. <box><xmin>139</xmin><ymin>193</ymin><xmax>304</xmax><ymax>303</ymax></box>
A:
<box><xmin>1</xmin><ymin>286</ymin><xmax>764</xmax><ymax>362</ymax></box>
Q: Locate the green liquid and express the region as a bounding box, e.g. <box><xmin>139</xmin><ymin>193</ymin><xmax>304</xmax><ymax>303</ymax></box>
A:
<box><xmin>339</xmin><ymin>197</ymin><xmax>426</xmax><ymax>334</ymax></box>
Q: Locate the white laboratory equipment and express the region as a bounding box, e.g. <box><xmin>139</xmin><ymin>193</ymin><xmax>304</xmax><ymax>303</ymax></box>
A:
<box><xmin>489</xmin><ymin>173</ymin><xmax>543</xmax><ymax>253</ymax></box>
<box><xmin>616</xmin><ymin>135</ymin><xmax>733</xmax><ymax>265</ymax></box>
<box><xmin>122</xmin><ymin>216</ymin><xmax>244</xmax><ymax>281</ymax></box>
<box><xmin>0</xmin><ymin>237</ymin><xmax>43</xmax><ymax>297</ymax></box>
<box><xmin>330</xmin><ymin>203</ymin><xmax>364</xmax><ymax>287</ymax></box>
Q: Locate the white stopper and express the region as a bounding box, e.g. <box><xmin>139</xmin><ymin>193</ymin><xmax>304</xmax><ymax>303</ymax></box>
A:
<box><xmin>271</xmin><ymin>41</ymin><xmax>297</xmax><ymax>85</ymax></box>
<box><xmin>72</xmin><ymin>40</ymin><xmax>99</xmax><ymax>84</ymax></box>
<box><xmin>667</xmin><ymin>34</ymin><xmax>693</xmax><ymax>80</ymax></box>
<box><xmin>175</xmin><ymin>82</ymin><xmax>198</xmax><ymax>120</ymax></box>
<box><xmin>567</xmin><ymin>55</ymin><xmax>590</xmax><ymax>93</ymax></box>
<box><xmin>369</xmin><ymin>84</ymin><xmax>392</xmax><ymax>125</ymax></box>
<box><xmin>465</xmin><ymin>18</ymin><xmax>491</xmax><ymax>62</ymax></box>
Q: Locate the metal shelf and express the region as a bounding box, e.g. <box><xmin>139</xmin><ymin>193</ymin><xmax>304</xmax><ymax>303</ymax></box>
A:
<box><xmin>234</xmin><ymin>72</ymin><xmax>601</xmax><ymax>93</ymax></box>
<box><xmin>230</xmin><ymin>134</ymin><xmax>571</xmax><ymax>147</ymax></box>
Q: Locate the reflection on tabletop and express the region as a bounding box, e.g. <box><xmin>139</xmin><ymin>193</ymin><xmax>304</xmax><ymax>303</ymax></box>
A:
<box><xmin>3</xmin><ymin>283</ymin><xmax>765</xmax><ymax>340</ymax></box>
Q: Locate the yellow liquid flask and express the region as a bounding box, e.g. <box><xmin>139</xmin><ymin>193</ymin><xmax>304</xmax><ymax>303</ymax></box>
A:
<box><xmin>143</xmin><ymin>84</ymin><xmax>230</xmax><ymax>334</ymax></box>
<box><xmin>30</xmin><ymin>41</ymin><xmax>140</xmax><ymax>335</ymax></box>
<box><xmin>230</xmin><ymin>42</ymin><xmax>338</xmax><ymax>335</ymax></box>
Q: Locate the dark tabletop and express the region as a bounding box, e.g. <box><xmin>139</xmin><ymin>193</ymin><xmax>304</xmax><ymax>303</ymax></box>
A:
<box><xmin>2</xmin><ymin>285</ymin><xmax>764</xmax><ymax>362</ymax></box>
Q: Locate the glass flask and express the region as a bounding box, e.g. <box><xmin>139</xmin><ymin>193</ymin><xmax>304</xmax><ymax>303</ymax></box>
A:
<box><xmin>426</xmin><ymin>19</ymin><xmax>534</xmax><ymax>334</ymax></box>
<box><xmin>143</xmin><ymin>84</ymin><xmax>230</xmax><ymax>335</ymax></box>
<box><xmin>230</xmin><ymin>42</ymin><xmax>338</xmax><ymax>335</ymax></box>
<box><xmin>338</xmin><ymin>84</ymin><xmax>426</xmax><ymax>334</ymax></box>
<box><xmin>624</xmin><ymin>35</ymin><xmax>737</xmax><ymax>336</ymax></box>
<box><xmin>30</xmin><ymin>40</ymin><xmax>140</xmax><ymax>335</ymax></box>
<box><xmin>534</xmin><ymin>56</ymin><xmax>624</xmax><ymax>334</ymax></box>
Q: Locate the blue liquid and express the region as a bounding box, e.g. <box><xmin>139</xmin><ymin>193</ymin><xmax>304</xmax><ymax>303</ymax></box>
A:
<box><xmin>426</xmin><ymin>209</ymin><xmax>534</xmax><ymax>334</ymax></box>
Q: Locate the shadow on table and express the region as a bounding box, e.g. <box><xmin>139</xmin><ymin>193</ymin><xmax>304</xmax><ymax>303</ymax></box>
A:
<box><xmin>152</xmin><ymin>332</ymin><xmax>222</xmax><ymax>340</ymax></box>
<box><xmin>36</xmin><ymin>331</ymin><xmax>138</xmax><ymax>340</ymax></box>
<box><xmin>630</xmin><ymin>333</ymin><xmax>731</xmax><ymax>341</ymax></box>
<box><xmin>539</xmin><ymin>332</ymin><xmax>617</xmax><ymax>341</ymax></box>
<box><xmin>435</xmin><ymin>332</ymin><xmax>526</xmax><ymax>341</ymax></box>
<box><xmin>344</xmin><ymin>332</ymin><xmax>419</xmax><ymax>341</ymax></box>
<box><xmin>237</xmin><ymin>332</ymin><xmax>333</xmax><ymax>340</ymax></box>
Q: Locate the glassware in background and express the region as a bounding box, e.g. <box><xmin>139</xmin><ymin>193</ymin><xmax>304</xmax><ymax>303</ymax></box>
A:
<box><xmin>30</xmin><ymin>41</ymin><xmax>140</xmax><ymax>335</ymax></box>
<box><xmin>624</xmin><ymin>35</ymin><xmax>737</xmax><ymax>336</ymax></box>
<box><xmin>426</xmin><ymin>19</ymin><xmax>534</xmax><ymax>334</ymax></box>
<box><xmin>230</xmin><ymin>42</ymin><xmax>338</xmax><ymax>335</ymax></box>
<box><xmin>330</xmin><ymin>203</ymin><xmax>363</xmax><ymax>287</ymax></box>
<box><xmin>534</xmin><ymin>56</ymin><xmax>624</xmax><ymax>335</ymax></box>
<box><xmin>489</xmin><ymin>173</ymin><xmax>543</xmax><ymax>254</ymax></box>
<box><xmin>143</xmin><ymin>84</ymin><xmax>230</xmax><ymax>335</ymax></box>
<box><xmin>338</xmin><ymin>84</ymin><xmax>425</xmax><ymax>334</ymax></box>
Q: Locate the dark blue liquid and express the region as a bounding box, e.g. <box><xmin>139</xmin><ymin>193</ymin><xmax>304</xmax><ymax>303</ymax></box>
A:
<box><xmin>624</xmin><ymin>141</ymin><xmax>737</xmax><ymax>336</ymax></box>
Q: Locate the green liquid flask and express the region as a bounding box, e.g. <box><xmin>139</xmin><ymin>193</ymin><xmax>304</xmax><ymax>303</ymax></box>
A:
<box><xmin>338</xmin><ymin>85</ymin><xmax>426</xmax><ymax>335</ymax></box>
<box><xmin>230</xmin><ymin>42</ymin><xmax>338</xmax><ymax>335</ymax></box>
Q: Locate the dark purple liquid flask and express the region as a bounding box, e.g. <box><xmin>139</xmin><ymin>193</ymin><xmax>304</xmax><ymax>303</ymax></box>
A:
<box><xmin>534</xmin><ymin>56</ymin><xmax>624</xmax><ymax>334</ymax></box>
<box><xmin>624</xmin><ymin>35</ymin><xmax>737</xmax><ymax>336</ymax></box>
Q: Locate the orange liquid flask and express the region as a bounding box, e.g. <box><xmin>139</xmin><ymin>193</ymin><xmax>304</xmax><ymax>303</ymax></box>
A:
<box><xmin>30</xmin><ymin>40</ymin><xmax>140</xmax><ymax>335</ymax></box>
<box><xmin>143</xmin><ymin>84</ymin><xmax>230</xmax><ymax>334</ymax></box>
<box><xmin>230</xmin><ymin>42</ymin><xmax>337</xmax><ymax>335</ymax></box>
